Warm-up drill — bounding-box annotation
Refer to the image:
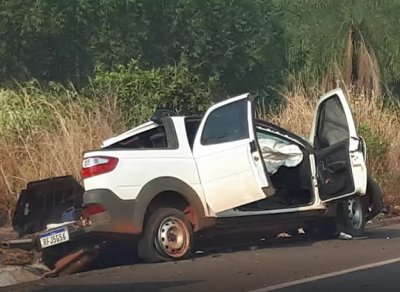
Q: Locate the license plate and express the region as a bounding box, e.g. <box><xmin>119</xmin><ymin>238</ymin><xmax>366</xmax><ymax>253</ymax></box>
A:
<box><xmin>40</xmin><ymin>227</ymin><xmax>70</xmax><ymax>248</ymax></box>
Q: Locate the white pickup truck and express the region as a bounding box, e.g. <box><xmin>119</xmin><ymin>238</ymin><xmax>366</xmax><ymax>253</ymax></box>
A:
<box><xmin>13</xmin><ymin>88</ymin><xmax>382</xmax><ymax>264</ymax></box>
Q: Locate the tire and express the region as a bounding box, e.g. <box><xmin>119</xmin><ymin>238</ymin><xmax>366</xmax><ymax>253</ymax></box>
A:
<box><xmin>363</xmin><ymin>174</ymin><xmax>383</xmax><ymax>221</ymax></box>
<box><xmin>336</xmin><ymin>196</ymin><xmax>366</xmax><ymax>237</ymax></box>
<box><xmin>137</xmin><ymin>207</ymin><xmax>193</xmax><ymax>263</ymax></box>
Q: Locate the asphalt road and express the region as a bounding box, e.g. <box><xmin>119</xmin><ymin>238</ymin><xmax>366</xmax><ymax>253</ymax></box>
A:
<box><xmin>6</xmin><ymin>220</ymin><xmax>400</xmax><ymax>292</ymax></box>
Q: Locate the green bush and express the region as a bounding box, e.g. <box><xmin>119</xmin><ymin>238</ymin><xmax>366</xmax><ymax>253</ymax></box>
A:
<box><xmin>91</xmin><ymin>60</ymin><xmax>218</xmax><ymax>125</ymax></box>
<box><xmin>0</xmin><ymin>83</ymin><xmax>53</xmax><ymax>137</ymax></box>
<box><xmin>0</xmin><ymin>81</ymin><xmax>95</xmax><ymax>139</ymax></box>
<box><xmin>358</xmin><ymin>123</ymin><xmax>388</xmax><ymax>159</ymax></box>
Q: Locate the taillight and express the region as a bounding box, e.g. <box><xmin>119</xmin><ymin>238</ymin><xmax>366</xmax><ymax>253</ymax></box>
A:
<box><xmin>82</xmin><ymin>204</ymin><xmax>106</xmax><ymax>219</ymax></box>
<box><xmin>81</xmin><ymin>156</ymin><xmax>118</xmax><ymax>179</ymax></box>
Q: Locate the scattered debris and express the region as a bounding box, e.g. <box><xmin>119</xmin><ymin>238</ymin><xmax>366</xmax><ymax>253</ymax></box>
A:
<box><xmin>276</xmin><ymin>232</ymin><xmax>291</xmax><ymax>239</ymax></box>
<box><xmin>352</xmin><ymin>236</ymin><xmax>368</xmax><ymax>240</ymax></box>
<box><xmin>44</xmin><ymin>247</ymin><xmax>100</xmax><ymax>278</ymax></box>
<box><xmin>1</xmin><ymin>238</ymin><xmax>35</xmax><ymax>250</ymax></box>
<box><xmin>391</xmin><ymin>205</ymin><xmax>400</xmax><ymax>216</ymax></box>
<box><xmin>338</xmin><ymin>232</ymin><xmax>353</xmax><ymax>240</ymax></box>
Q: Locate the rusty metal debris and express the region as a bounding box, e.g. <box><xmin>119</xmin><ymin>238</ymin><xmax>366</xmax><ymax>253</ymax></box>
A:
<box><xmin>338</xmin><ymin>232</ymin><xmax>353</xmax><ymax>240</ymax></box>
<box><xmin>1</xmin><ymin>238</ymin><xmax>35</xmax><ymax>250</ymax></box>
<box><xmin>43</xmin><ymin>244</ymin><xmax>103</xmax><ymax>278</ymax></box>
<box><xmin>44</xmin><ymin>245</ymin><xmax>101</xmax><ymax>277</ymax></box>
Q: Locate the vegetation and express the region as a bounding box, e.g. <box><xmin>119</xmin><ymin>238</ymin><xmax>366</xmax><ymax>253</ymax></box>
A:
<box><xmin>91</xmin><ymin>60</ymin><xmax>217</xmax><ymax>124</ymax></box>
<box><xmin>1</xmin><ymin>1</ymin><xmax>400</xmax><ymax>221</ymax></box>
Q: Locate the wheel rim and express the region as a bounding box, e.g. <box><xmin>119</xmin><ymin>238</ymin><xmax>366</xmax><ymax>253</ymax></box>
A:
<box><xmin>346</xmin><ymin>197</ymin><xmax>363</xmax><ymax>229</ymax></box>
<box><xmin>156</xmin><ymin>216</ymin><xmax>190</xmax><ymax>258</ymax></box>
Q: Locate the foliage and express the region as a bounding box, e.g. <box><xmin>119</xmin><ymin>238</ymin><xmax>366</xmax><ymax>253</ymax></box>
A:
<box><xmin>0</xmin><ymin>82</ymin><xmax>98</xmax><ymax>138</ymax></box>
<box><xmin>0</xmin><ymin>82</ymin><xmax>57</xmax><ymax>137</ymax></box>
<box><xmin>0</xmin><ymin>0</ymin><xmax>97</xmax><ymax>86</ymax></box>
<box><xmin>2</xmin><ymin>0</ymin><xmax>400</xmax><ymax>97</ymax></box>
<box><xmin>273</xmin><ymin>0</ymin><xmax>400</xmax><ymax>93</ymax></box>
<box><xmin>0</xmin><ymin>0</ymin><xmax>284</xmax><ymax>99</ymax></box>
<box><xmin>358</xmin><ymin>123</ymin><xmax>388</xmax><ymax>159</ymax></box>
<box><xmin>91</xmin><ymin>60</ymin><xmax>217</xmax><ymax>124</ymax></box>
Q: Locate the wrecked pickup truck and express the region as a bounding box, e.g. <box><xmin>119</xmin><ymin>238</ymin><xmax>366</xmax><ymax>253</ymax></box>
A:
<box><xmin>9</xmin><ymin>88</ymin><xmax>382</xmax><ymax>267</ymax></box>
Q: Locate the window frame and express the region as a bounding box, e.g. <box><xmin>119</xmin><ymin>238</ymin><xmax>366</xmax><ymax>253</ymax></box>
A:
<box><xmin>315</xmin><ymin>95</ymin><xmax>350</xmax><ymax>148</ymax></box>
<box><xmin>200</xmin><ymin>99</ymin><xmax>250</xmax><ymax>146</ymax></box>
<box><xmin>104</xmin><ymin>118</ymin><xmax>179</xmax><ymax>150</ymax></box>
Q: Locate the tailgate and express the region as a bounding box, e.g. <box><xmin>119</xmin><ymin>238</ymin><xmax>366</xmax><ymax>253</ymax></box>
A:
<box><xmin>12</xmin><ymin>176</ymin><xmax>84</xmax><ymax>237</ymax></box>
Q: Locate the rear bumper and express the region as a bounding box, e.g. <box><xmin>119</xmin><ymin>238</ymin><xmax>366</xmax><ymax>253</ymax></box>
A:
<box><xmin>34</xmin><ymin>189</ymin><xmax>141</xmax><ymax>250</ymax></box>
<box><xmin>82</xmin><ymin>188</ymin><xmax>141</xmax><ymax>235</ymax></box>
<box><xmin>35</xmin><ymin>216</ymin><xmax>139</xmax><ymax>251</ymax></box>
<box><xmin>35</xmin><ymin>189</ymin><xmax>141</xmax><ymax>249</ymax></box>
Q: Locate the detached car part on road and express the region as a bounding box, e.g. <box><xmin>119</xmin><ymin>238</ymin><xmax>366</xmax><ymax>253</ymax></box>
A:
<box><xmin>11</xmin><ymin>88</ymin><xmax>382</xmax><ymax>266</ymax></box>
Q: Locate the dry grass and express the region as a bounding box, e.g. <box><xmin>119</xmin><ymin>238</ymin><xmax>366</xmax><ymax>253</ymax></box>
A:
<box><xmin>0</xmin><ymin>88</ymin><xmax>125</xmax><ymax>222</ymax></box>
<box><xmin>260</xmin><ymin>78</ymin><xmax>400</xmax><ymax>207</ymax></box>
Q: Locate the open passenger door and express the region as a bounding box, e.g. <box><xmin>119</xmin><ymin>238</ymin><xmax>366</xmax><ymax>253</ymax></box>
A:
<box><xmin>192</xmin><ymin>94</ymin><xmax>271</xmax><ymax>213</ymax></box>
<box><xmin>310</xmin><ymin>89</ymin><xmax>367</xmax><ymax>201</ymax></box>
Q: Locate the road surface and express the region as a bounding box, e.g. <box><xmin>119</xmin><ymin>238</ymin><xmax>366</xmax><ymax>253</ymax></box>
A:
<box><xmin>6</xmin><ymin>220</ymin><xmax>400</xmax><ymax>292</ymax></box>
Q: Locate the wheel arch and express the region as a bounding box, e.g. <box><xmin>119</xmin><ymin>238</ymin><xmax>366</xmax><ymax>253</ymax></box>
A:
<box><xmin>133</xmin><ymin>177</ymin><xmax>214</xmax><ymax>233</ymax></box>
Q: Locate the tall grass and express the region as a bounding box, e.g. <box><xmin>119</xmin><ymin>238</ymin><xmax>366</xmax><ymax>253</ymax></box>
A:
<box><xmin>0</xmin><ymin>86</ymin><xmax>125</xmax><ymax>222</ymax></box>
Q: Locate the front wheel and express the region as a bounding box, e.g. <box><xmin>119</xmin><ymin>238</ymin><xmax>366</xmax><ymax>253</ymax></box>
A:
<box><xmin>336</xmin><ymin>196</ymin><xmax>366</xmax><ymax>237</ymax></box>
<box><xmin>307</xmin><ymin>196</ymin><xmax>366</xmax><ymax>239</ymax></box>
<box><xmin>137</xmin><ymin>207</ymin><xmax>193</xmax><ymax>263</ymax></box>
<box><xmin>363</xmin><ymin>174</ymin><xmax>383</xmax><ymax>221</ymax></box>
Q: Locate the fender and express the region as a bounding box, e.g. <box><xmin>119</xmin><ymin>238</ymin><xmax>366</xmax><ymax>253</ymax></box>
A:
<box><xmin>132</xmin><ymin>176</ymin><xmax>215</xmax><ymax>232</ymax></box>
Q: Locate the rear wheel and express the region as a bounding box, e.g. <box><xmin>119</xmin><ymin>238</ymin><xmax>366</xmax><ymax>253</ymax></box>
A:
<box><xmin>138</xmin><ymin>208</ymin><xmax>193</xmax><ymax>263</ymax></box>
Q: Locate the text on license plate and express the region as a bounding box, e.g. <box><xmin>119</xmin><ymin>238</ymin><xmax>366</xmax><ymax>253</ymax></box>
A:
<box><xmin>40</xmin><ymin>227</ymin><xmax>69</xmax><ymax>248</ymax></box>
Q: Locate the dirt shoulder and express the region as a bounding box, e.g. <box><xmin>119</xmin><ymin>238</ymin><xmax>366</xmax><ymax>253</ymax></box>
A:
<box><xmin>0</xmin><ymin>226</ymin><xmax>33</xmax><ymax>266</ymax></box>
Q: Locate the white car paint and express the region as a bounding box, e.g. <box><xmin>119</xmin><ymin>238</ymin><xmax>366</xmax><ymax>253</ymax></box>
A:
<box><xmin>192</xmin><ymin>93</ymin><xmax>270</xmax><ymax>213</ymax></box>
<box><xmin>84</xmin><ymin>117</ymin><xmax>210</xmax><ymax>217</ymax></box>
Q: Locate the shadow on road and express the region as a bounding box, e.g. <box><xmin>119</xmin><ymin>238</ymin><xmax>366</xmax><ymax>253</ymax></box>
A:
<box><xmin>28</xmin><ymin>280</ymin><xmax>203</xmax><ymax>292</ymax></box>
<box><xmin>364</xmin><ymin>227</ymin><xmax>400</xmax><ymax>239</ymax></box>
<box><xmin>191</xmin><ymin>225</ymin><xmax>400</xmax><ymax>259</ymax></box>
<box><xmin>79</xmin><ymin>225</ymin><xmax>400</xmax><ymax>274</ymax></box>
